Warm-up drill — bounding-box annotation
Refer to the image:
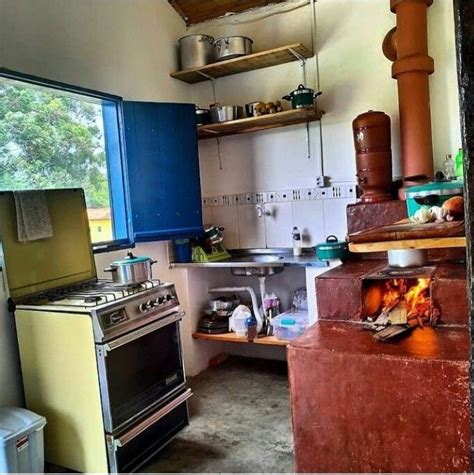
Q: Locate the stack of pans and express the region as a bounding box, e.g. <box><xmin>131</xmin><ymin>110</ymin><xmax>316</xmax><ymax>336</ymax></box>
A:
<box><xmin>198</xmin><ymin>296</ymin><xmax>239</xmax><ymax>334</ymax></box>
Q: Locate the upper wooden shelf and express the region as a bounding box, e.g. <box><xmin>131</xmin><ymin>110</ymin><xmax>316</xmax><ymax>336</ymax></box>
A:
<box><xmin>193</xmin><ymin>331</ymin><xmax>289</xmax><ymax>346</ymax></box>
<box><xmin>171</xmin><ymin>43</ymin><xmax>312</xmax><ymax>84</ymax></box>
<box><xmin>198</xmin><ymin>107</ymin><xmax>324</xmax><ymax>140</ymax></box>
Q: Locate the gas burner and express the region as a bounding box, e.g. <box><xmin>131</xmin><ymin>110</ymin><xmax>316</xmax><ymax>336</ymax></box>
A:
<box><xmin>22</xmin><ymin>279</ymin><xmax>165</xmax><ymax>308</ymax></box>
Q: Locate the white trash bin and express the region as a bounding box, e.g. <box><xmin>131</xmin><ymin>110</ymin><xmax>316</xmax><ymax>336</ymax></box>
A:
<box><xmin>0</xmin><ymin>407</ymin><xmax>47</xmax><ymax>473</ymax></box>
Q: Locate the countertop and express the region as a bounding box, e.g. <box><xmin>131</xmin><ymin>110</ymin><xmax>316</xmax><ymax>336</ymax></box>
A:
<box><xmin>169</xmin><ymin>249</ymin><xmax>331</xmax><ymax>269</ymax></box>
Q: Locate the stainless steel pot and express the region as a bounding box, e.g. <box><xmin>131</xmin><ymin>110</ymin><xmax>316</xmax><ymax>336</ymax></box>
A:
<box><xmin>387</xmin><ymin>249</ymin><xmax>428</xmax><ymax>268</ymax></box>
<box><xmin>214</xmin><ymin>36</ymin><xmax>253</xmax><ymax>61</ymax></box>
<box><xmin>104</xmin><ymin>252</ymin><xmax>157</xmax><ymax>286</ymax></box>
<box><xmin>209</xmin><ymin>103</ymin><xmax>244</xmax><ymax>123</ymax></box>
<box><xmin>178</xmin><ymin>34</ymin><xmax>215</xmax><ymax>70</ymax></box>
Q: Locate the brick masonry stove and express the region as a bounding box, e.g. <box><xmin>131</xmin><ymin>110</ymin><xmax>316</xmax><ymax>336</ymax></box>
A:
<box><xmin>288</xmin><ymin>209</ymin><xmax>470</xmax><ymax>472</ymax></box>
<box><xmin>288</xmin><ymin>259</ymin><xmax>470</xmax><ymax>472</ymax></box>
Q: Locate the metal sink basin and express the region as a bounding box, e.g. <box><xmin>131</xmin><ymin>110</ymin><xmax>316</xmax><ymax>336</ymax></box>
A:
<box><xmin>230</xmin><ymin>254</ymin><xmax>285</xmax><ymax>276</ymax></box>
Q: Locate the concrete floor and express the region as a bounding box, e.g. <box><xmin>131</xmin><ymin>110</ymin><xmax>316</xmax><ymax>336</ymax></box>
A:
<box><xmin>144</xmin><ymin>357</ymin><xmax>294</xmax><ymax>473</ymax></box>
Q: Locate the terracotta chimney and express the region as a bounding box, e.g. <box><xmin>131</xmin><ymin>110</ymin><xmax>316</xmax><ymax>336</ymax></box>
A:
<box><xmin>383</xmin><ymin>0</ymin><xmax>434</xmax><ymax>186</ymax></box>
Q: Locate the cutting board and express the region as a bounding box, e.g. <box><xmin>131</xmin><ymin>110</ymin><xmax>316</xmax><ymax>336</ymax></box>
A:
<box><xmin>348</xmin><ymin>219</ymin><xmax>465</xmax><ymax>244</ymax></box>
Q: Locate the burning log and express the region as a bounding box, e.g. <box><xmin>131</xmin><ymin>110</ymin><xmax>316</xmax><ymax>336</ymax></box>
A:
<box><xmin>364</xmin><ymin>277</ymin><xmax>433</xmax><ymax>341</ymax></box>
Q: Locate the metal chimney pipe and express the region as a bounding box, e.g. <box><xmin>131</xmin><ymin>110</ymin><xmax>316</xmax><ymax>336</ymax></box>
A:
<box><xmin>383</xmin><ymin>0</ymin><xmax>435</xmax><ymax>186</ymax></box>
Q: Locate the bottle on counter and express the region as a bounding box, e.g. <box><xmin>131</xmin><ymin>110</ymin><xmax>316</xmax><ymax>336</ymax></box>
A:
<box><xmin>292</xmin><ymin>226</ymin><xmax>302</xmax><ymax>257</ymax></box>
<box><xmin>443</xmin><ymin>153</ymin><xmax>456</xmax><ymax>181</ymax></box>
<box><xmin>455</xmin><ymin>148</ymin><xmax>464</xmax><ymax>181</ymax></box>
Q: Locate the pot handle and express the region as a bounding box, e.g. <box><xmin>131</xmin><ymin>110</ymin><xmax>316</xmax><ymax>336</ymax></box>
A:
<box><xmin>104</xmin><ymin>267</ymin><xmax>117</xmax><ymax>273</ymax></box>
<box><xmin>150</xmin><ymin>260</ymin><xmax>158</xmax><ymax>266</ymax></box>
<box><xmin>282</xmin><ymin>95</ymin><xmax>292</xmax><ymax>101</ymax></box>
<box><xmin>297</xmin><ymin>84</ymin><xmax>306</xmax><ymax>90</ymax></box>
<box><xmin>326</xmin><ymin>235</ymin><xmax>339</xmax><ymax>243</ymax></box>
<box><xmin>314</xmin><ymin>91</ymin><xmax>323</xmax><ymax>99</ymax></box>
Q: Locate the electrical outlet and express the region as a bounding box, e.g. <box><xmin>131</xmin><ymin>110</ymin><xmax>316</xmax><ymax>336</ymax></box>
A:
<box><xmin>315</xmin><ymin>175</ymin><xmax>326</xmax><ymax>188</ymax></box>
<box><xmin>280</xmin><ymin>191</ymin><xmax>291</xmax><ymax>202</ymax></box>
<box><xmin>331</xmin><ymin>186</ymin><xmax>342</xmax><ymax>198</ymax></box>
<box><xmin>202</xmin><ymin>197</ymin><xmax>210</xmax><ymax>208</ymax></box>
<box><xmin>320</xmin><ymin>188</ymin><xmax>329</xmax><ymax>200</ymax></box>
<box><xmin>221</xmin><ymin>195</ymin><xmax>231</xmax><ymax>206</ymax></box>
<box><xmin>268</xmin><ymin>191</ymin><xmax>277</xmax><ymax>202</ymax></box>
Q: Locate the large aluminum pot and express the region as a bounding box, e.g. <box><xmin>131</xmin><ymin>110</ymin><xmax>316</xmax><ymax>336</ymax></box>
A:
<box><xmin>178</xmin><ymin>34</ymin><xmax>215</xmax><ymax>70</ymax></box>
<box><xmin>214</xmin><ymin>36</ymin><xmax>253</xmax><ymax>61</ymax></box>
<box><xmin>104</xmin><ymin>252</ymin><xmax>157</xmax><ymax>286</ymax></box>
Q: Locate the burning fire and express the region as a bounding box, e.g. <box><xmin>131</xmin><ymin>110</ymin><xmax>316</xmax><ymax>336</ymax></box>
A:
<box><xmin>365</xmin><ymin>278</ymin><xmax>432</xmax><ymax>324</ymax></box>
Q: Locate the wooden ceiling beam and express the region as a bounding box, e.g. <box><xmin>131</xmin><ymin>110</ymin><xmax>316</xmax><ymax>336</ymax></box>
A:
<box><xmin>168</xmin><ymin>0</ymin><xmax>287</xmax><ymax>26</ymax></box>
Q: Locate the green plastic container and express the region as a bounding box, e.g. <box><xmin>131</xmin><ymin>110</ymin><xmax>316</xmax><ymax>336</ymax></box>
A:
<box><xmin>405</xmin><ymin>181</ymin><xmax>464</xmax><ymax>218</ymax></box>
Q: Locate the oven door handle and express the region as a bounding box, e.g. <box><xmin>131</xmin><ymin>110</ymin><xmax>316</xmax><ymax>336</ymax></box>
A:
<box><xmin>105</xmin><ymin>311</ymin><xmax>185</xmax><ymax>352</ymax></box>
<box><xmin>113</xmin><ymin>388</ymin><xmax>193</xmax><ymax>448</ymax></box>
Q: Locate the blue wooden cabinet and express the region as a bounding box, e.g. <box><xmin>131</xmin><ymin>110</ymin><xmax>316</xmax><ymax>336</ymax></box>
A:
<box><xmin>123</xmin><ymin>102</ymin><xmax>203</xmax><ymax>242</ymax></box>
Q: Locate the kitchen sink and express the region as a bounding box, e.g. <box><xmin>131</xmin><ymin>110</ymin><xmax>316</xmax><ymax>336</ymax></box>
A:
<box><xmin>230</xmin><ymin>254</ymin><xmax>285</xmax><ymax>276</ymax></box>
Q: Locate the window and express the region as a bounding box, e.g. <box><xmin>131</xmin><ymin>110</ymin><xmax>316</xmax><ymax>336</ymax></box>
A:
<box><xmin>0</xmin><ymin>69</ymin><xmax>132</xmax><ymax>252</ymax></box>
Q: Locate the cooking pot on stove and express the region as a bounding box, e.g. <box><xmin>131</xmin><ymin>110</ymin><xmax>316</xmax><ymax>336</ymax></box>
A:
<box><xmin>282</xmin><ymin>84</ymin><xmax>322</xmax><ymax>109</ymax></box>
<box><xmin>104</xmin><ymin>252</ymin><xmax>157</xmax><ymax>286</ymax></box>
<box><xmin>315</xmin><ymin>235</ymin><xmax>349</xmax><ymax>261</ymax></box>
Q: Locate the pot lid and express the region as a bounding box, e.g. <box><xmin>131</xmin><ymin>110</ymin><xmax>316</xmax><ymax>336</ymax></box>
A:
<box><xmin>111</xmin><ymin>252</ymin><xmax>151</xmax><ymax>266</ymax></box>
<box><xmin>291</xmin><ymin>84</ymin><xmax>314</xmax><ymax>96</ymax></box>
<box><xmin>405</xmin><ymin>181</ymin><xmax>464</xmax><ymax>197</ymax></box>
<box><xmin>316</xmin><ymin>236</ymin><xmax>348</xmax><ymax>251</ymax></box>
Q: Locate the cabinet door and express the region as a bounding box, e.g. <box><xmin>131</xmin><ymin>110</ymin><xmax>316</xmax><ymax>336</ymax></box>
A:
<box><xmin>123</xmin><ymin>102</ymin><xmax>203</xmax><ymax>241</ymax></box>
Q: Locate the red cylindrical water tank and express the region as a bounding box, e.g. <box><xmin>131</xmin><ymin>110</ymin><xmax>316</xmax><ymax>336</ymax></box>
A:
<box><xmin>353</xmin><ymin>111</ymin><xmax>393</xmax><ymax>203</ymax></box>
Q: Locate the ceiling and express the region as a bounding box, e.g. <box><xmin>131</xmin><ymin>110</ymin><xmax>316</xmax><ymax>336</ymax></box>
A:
<box><xmin>168</xmin><ymin>0</ymin><xmax>287</xmax><ymax>26</ymax></box>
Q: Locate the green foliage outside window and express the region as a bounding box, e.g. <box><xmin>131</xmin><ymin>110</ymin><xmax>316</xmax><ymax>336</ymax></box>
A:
<box><xmin>0</xmin><ymin>78</ymin><xmax>110</xmax><ymax>209</ymax></box>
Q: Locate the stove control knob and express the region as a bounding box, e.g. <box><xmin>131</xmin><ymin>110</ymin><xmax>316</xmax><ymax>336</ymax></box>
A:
<box><xmin>157</xmin><ymin>296</ymin><xmax>165</xmax><ymax>305</ymax></box>
<box><xmin>139</xmin><ymin>303</ymin><xmax>148</xmax><ymax>313</ymax></box>
<box><xmin>166</xmin><ymin>294</ymin><xmax>173</xmax><ymax>301</ymax></box>
<box><xmin>147</xmin><ymin>300</ymin><xmax>155</xmax><ymax>309</ymax></box>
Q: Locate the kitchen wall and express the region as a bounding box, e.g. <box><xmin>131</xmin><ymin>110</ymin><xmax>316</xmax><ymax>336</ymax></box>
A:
<box><xmin>189</xmin><ymin>0</ymin><xmax>461</xmax><ymax>249</ymax></box>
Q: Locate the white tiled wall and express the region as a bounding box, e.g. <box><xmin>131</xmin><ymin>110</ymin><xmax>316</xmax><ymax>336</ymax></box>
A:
<box><xmin>203</xmin><ymin>185</ymin><xmax>356</xmax><ymax>249</ymax></box>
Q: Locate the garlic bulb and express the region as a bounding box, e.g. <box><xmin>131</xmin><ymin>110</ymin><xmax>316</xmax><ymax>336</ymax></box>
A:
<box><xmin>411</xmin><ymin>207</ymin><xmax>432</xmax><ymax>224</ymax></box>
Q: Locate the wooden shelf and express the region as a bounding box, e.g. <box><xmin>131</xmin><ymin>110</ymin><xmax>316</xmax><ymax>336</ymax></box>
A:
<box><xmin>198</xmin><ymin>108</ymin><xmax>324</xmax><ymax>140</ymax></box>
<box><xmin>349</xmin><ymin>236</ymin><xmax>466</xmax><ymax>253</ymax></box>
<box><xmin>171</xmin><ymin>43</ymin><xmax>312</xmax><ymax>84</ymax></box>
<box><xmin>193</xmin><ymin>332</ymin><xmax>289</xmax><ymax>346</ymax></box>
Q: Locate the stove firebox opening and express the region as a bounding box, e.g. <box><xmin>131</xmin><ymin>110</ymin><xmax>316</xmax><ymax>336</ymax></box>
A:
<box><xmin>363</xmin><ymin>277</ymin><xmax>434</xmax><ymax>328</ymax></box>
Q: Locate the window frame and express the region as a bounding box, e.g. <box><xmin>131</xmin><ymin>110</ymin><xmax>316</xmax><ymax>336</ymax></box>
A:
<box><xmin>0</xmin><ymin>68</ymin><xmax>134</xmax><ymax>253</ymax></box>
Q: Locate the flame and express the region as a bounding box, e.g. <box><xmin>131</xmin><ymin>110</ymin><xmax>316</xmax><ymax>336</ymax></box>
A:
<box><xmin>405</xmin><ymin>278</ymin><xmax>431</xmax><ymax>318</ymax></box>
<box><xmin>372</xmin><ymin>278</ymin><xmax>431</xmax><ymax>319</ymax></box>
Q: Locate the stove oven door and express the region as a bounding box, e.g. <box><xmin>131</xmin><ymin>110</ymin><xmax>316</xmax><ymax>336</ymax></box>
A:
<box><xmin>106</xmin><ymin>388</ymin><xmax>192</xmax><ymax>473</ymax></box>
<box><xmin>96</xmin><ymin>311</ymin><xmax>186</xmax><ymax>433</ymax></box>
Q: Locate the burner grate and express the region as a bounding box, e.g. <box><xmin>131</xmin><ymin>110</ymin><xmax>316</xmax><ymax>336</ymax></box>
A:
<box><xmin>23</xmin><ymin>279</ymin><xmax>163</xmax><ymax>307</ymax></box>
